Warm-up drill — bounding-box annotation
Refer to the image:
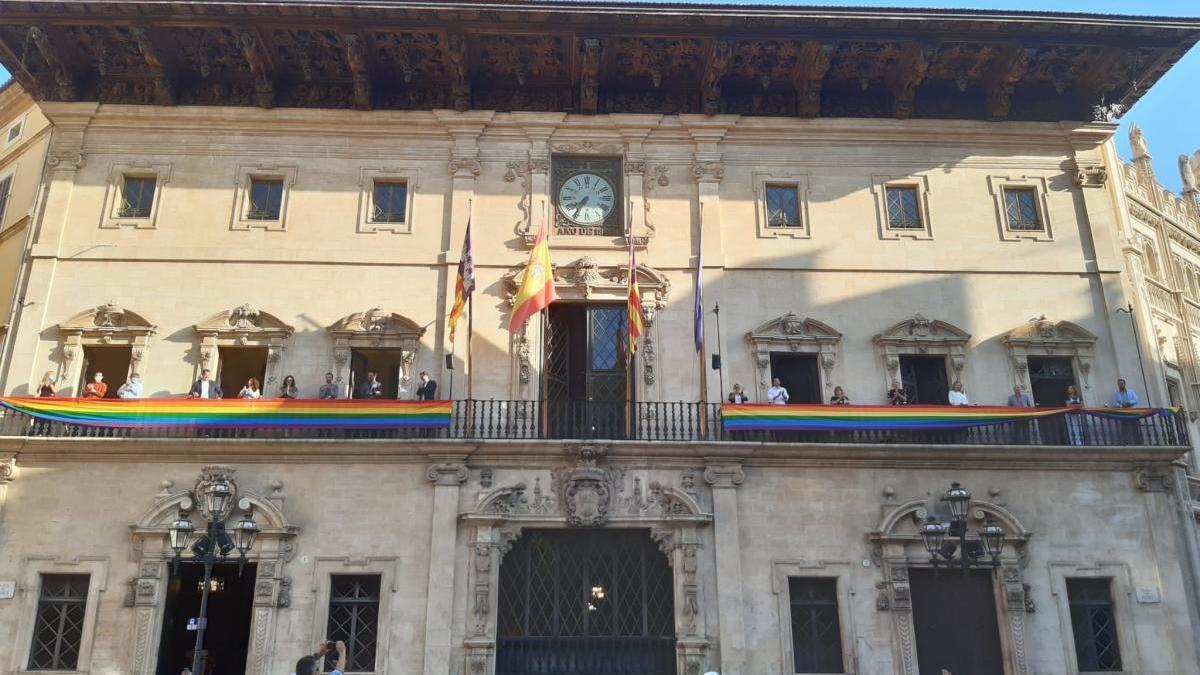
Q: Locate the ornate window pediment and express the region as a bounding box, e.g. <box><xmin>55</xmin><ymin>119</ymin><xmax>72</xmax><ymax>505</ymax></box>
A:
<box><xmin>873</xmin><ymin>313</ymin><xmax>971</xmax><ymax>385</ymax></box>
<box><xmin>1001</xmin><ymin>315</ymin><xmax>1098</xmax><ymax>391</ymax></box>
<box><xmin>327</xmin><ymin>308</ymin><xmax>425</xmax><ymax>395</ymax></box>
<box><xmin>745</xmin><ymin>313</ymin><xmax>841</xmax><ymax>396</ymax></box>
<box><xmin>57</xmin><ymin>303</ymin><xmax>157</xmax><ymax>381</ymax></box>
<box><xmin>194</xmin><ymin>304</ymin><xmax>294</xmax><ymax>383</ymax></box>
<box><xmin>504</xmin><ymin>256</ymin><xmax>671</xmax><ymax>313</ymax></box>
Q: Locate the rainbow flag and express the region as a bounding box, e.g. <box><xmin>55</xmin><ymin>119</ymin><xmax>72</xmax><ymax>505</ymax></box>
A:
<box><xmin>0</xmin><ymin>397</ymin><xmax>452</xmax><ymax>429</ymax></box>
<box><xmin>720</xmin><ymin>404</ymin><xmax>1178</xmax><ymax>432</ymax></box>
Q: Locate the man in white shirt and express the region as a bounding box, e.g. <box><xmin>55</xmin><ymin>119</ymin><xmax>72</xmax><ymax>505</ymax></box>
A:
<box><xmin>1110</xmin><ymin>378</ymin><xmax>1139</xmax><ymax>408</ymax></box>
<box><xmin>292</xmin><ymin>640</ymin><xmax>345</xmax><ymax>675</ymax></box>
<box><xmin>188</xmin><ymin>369</ymin><xmax>222</xmax><ymax>399</ymax></box>
<box><xmin>117</xmin><ymin>373</ymin><xmax>143</xmax><ymax>399</ymax></box>
<box><xmin>767</xmin><ymin>377</ymin><xmax>789</xmax><ymax>405</ymax></box>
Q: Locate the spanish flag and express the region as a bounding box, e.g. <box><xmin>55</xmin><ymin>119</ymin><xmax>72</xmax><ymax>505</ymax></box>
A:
<box><xmin>508</xmin><ymin>219</ymin><xmax>558</xmax><ymax>332</ymax></box>
<box><xmin>627</xmin><ymin>234</ymin><xmax>644</xmax><ymax>354</ymax></box>
<box><xmin>447</xmin><ymin>216</ymin><xmax>475</xmax><ymax>343</ymax></box>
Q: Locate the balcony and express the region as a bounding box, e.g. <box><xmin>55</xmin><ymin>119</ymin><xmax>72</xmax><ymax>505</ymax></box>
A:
<box><xmin>0</xmin><ymin>400</ymin><xmax>1188</xmax><ymax>447</ymax></box>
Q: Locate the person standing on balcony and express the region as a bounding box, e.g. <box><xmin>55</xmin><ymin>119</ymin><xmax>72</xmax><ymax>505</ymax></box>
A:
<box><xmin>767</xmin><ymin>377</ymin><xmax>789</xmax><ymax>405</ymax></box>
<box><xmin>189</xmin><ymin>369</ymin><xmax>222</xmax><ymax>399</ymax></box>
<box><xmin>948</xmin><ymin>381</ymin><xmax>970</xmax><ymax>406</ymax></box>
<box><xmin>416</xmin><ymin>372</ymin><xmax>438</xmax><ymax>400</ymax></box>
<box><xmin>887</xmin><ymin>380</ymin><xmax>908</xmax><ymax>405</ymax></box>
<box><xmin>1065</xmin><ymin>384</ymin><xmax>1085</xmax><ymax>445</ymax></box>
<box><xmin>38</xmin><ymin>372</ymin><xmax>57</xmax><ymax>397</ymax></box>
<box><xmin>1007</xmin><ymin>385</ymin><xmax>1032</xmax><ymax>407</ymax></box>
<box><xmin>318</xmin><ymin>372</ymin><xmax>338</xmax><ymax>399</ymax></box>
<box><xmin>239</xmin><ymin>378</ymin><xmax>262</xmax><ymax>399</ymax></box>
<box><xmin>117</xmin><ymin>373</ymin><xmax>142</xmax><ymax>399</ymax></box>
<box><xmin>359</xmin><ymin>371</ymin><xmax>384</xmax><ymax>399</ymax></box>
<box><xmin>83</xmin><ymin>372</ymin><xmax>107</xmax><ymax>398</ymax></box>
<box><xmin>727</xmin><ymin>383</ymin><xmax>750</xmax><ymax>403</ymax></box>
<box><xmin>278</xmin><ymin>375</ymin><xmax>299</xmax><ymax>399</ymax></box>
<box><xmin>1110</xmin><ymin>379</ymin><xmax>1139</xmax><ymax>408</ymax></box>
<box><xmin>829</xmin><ymin>386</ymin><xmax>851</xmax><ymax>405</ymax></box>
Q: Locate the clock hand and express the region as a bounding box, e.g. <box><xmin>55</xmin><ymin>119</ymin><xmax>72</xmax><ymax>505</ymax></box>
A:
<box><xmin>573</xmin><ymin>196</ymin><xmax>590</xmax><ymax>218</ymax></box>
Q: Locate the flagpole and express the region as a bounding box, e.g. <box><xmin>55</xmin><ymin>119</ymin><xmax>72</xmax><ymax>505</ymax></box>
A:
<box><xmin>697</xmin><ymin>202</ymin><xmax>709</xmax><ymax>437</ymax></box>
<box><xmin>625</xmin><ymin>199</ymin><xmax>634</xmax><ymax>440</ymax></box>
<box><xmin>540</xmin><ymin>199</ymin><xmax>550</xmax><ymax>440</ymax></box>
<box><xmin>465</xmin><ymin>200</ymin><xmax>474</xmax><ymax>404</ymax></box>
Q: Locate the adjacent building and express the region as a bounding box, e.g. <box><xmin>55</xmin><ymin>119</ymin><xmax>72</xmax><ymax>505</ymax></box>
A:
<box><xmin>0</xmin><ymin>2</ymin><xmax>1199</xmax><ymax>675</ymax></box>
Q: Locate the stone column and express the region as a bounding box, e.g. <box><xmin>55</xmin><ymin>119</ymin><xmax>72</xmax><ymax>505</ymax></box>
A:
<box><xmin>704</xmin><ymin>463</ymin><xmax>746</xmax><ymax>674</ymax></box>
<box><xmin>424</xmin><ymin>461</ymin><xmax>468</xmax><ymax>675</ymax></box>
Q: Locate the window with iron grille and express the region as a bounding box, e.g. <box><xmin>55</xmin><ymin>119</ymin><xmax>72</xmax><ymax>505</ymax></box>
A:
<box><xmin>247</xmin><ymin>178</ymin><xmax>284</xmax><ymax>220</ymax></box>
<box><xmin>885</xmin><ymin>186</ymin><xmax>923</xmax><ymax>229</ymax></box>
<box><xmin>1067</xmin><ymin>578</ymin><xmax>1122</xmax><ymax>672</ymax></box>
<box><xmin>6</xmin><ymin>120</ymin><xmax>21</xmax><ymax>145</ymax></box>
<box><xmin>789</xmin><ymin>577</ymin><xmax>843</xmax><ymax>673</ymax></box>
<box><xmin>118</xmin><ymin>176</ymin><xmax>156</xmax><ymax>218</ymax></box>
<box><xmin>1004</xmin><ymin>188</ymin><xmax>1043</xmax><ymax>231</ymax></box>
<box><xmin>325</xmin><ymin>574</ymin><xmax>381</xmax><ymax>672</ymax></box>
<box><xmin>766</xmin><ymin>184</ymin><xmax>801</xmax><ymax>228</ymax></box>
<box><xmin>372</xmin><ymin>181</ymin><xmax>407</xmax><ymax>223</ymax></box>
<box><xmin>28</xmin><ymin>574</ymin><xmax>89</xmax><ymax>671</ymax></box>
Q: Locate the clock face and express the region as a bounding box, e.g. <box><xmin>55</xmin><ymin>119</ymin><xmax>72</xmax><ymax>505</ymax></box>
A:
<box><xmin>558</xmin><ymin>172</ymin><xmax>616</xmax><ymax>225</ymax></box>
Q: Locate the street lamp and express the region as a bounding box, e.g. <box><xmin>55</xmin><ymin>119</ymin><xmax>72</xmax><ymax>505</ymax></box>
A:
<box><xmin>168</xmin><ymin>470</ymin><xmax>259</xmax><ymax>675</ymax></box>
<box><xmin>920</xmin><ymin>482</ymin><xmax>1005</xmax><ymax>572</ymax></box>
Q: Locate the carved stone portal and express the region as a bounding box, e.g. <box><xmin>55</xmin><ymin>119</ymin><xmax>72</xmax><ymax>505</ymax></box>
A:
<box><xmin>194</xmin><ymin>305</ymin><xmax>293</xmax><ymax>386</ymax></box>
<box><xmin>746</xmin><ymin>313</ymin><xmax>841</xmax><ymax>399</ymax></box>
<box><xmin>1000</xmin><ymin>315</ymin><xmax>1097</xmax><ymax>393</ymax></box>
<box><xmin>873</xmin><ymin>314</ymin><xmax>971</xmax><ymax>388</ymax></box>
<box><xmin>326</xmin><ymin>308</ymin><xmax>424</xmax><ymax>397</ymax></box>
<box><xmin>57</xmin><ymin>303</ymin><xmax>157</xmax><ymax>394</ymax></box>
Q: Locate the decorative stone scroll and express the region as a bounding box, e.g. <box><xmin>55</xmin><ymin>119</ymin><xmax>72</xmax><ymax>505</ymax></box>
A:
<box><xmin>327</xmin><ymin>308</ymin><xmax>424</xmax><ymax>398</ymax></box>
<box><xmin>873</xmin><ymin>313</ymin><xmax>970</xmax><ymax>388</ymax></box>
<box><xmin>58</xmin><ymin>303</ymin><xmax>157</xmax><ymax>393</ymax></box>
<box><xmin>745</xmin><ymin>313</ymin><xmax>841</xmax><ymax>399</ymax></box>
<box><xmin>1000</xmin><ymin>315</ymin><xmax>1098</xmax><ymax>392</ymax></box>
<box><xmin>194</xmin><ymin>304</ymin><xmax>293</xmax><ymax>387</ymax></box>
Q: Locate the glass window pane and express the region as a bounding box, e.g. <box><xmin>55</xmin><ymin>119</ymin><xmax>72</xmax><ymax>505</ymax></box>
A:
<box><xmin>119</xmin><ymin>177</ymin><xmax>156</xmax><ymax>218</ymax></box>
<box><xmin>885</xmin><ymin>187</ymin><xmax>922</xmax><ymax>229</ymax></box>
<box><xmin>373</xmin><ymin>182</ymin><xmax>408</xmax><ymax>223</ymax></box>
<box><xmin>1004</xmin><ymin>188</ymin><xmax>1042</xmax><ymax>231</ymax></box>
<box><xmin>766</xmin><ymin>184</ymin><xmax>801</xmax><ymax>228</ymax></box>
<box><xmin>789</xmin><ymin>577</ymin><xmax>844</xmax><ymax>673</ymax></box>
<box><xmin>248</xmin><ymin>178</ymin><xmax>284</xmax><ymax>220</ymax></box>
<box><xmin>28</xmin><ymin>574</ymin><xmax>89</xmax><ymax>671</ymax></box>
<box><xmin>1067</xmin><ymin>578</ymin><xmax>1122</xmax><ymax>672</ymax></box>
<box><xmin>326</xmin><ymin>574</ymin><xmax>382</xmax><ymax>672</ymax></box>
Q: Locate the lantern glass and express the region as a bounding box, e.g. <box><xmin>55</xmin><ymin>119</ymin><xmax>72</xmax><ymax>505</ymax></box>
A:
<box><xmin>944</xmin><ymin>482</ymin><xmax>971</xmax><ymax>521</ymax></box>
<box><xmin>203</xmin><ymin>481</ymin><xmax>235</xmax><ymax>521</ymax></box>
<box><xmin>168</xmin><ymin>514</ymin><xmax>195</xmax><ymax>555</ymax></box>
<box><xmin>232</xmin><ymin>512</ymin><xmax>259</xmax><ymax>556</ymax></box>
<box><xmin>981</xmin><ymin>521</ymin><xmax>1005</xmax><ymax>558</ymax></box>
<box><xmin>920</xmin><ymin>517</ymin><xmax>947</xmax><ymax>556</ymax></box>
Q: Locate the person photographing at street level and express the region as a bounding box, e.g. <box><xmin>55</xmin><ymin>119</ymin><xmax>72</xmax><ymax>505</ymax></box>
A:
<box><xmin>293</xmin><ymin>640</ymin><xmax>346</xmax><ymax>675</ymax></box>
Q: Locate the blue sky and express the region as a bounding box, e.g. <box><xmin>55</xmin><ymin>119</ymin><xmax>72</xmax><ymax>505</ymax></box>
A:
<box><xmin>0</xmin><ymin>0</ymin><xmax>1196</xmax><ymax>191</ymax></box>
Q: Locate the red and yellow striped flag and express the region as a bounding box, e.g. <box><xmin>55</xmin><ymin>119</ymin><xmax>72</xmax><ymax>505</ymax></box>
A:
<box><xmin>508</xmin><ymin>218</ymin><xmax>558</xmax><ymax>332</ymax></box>
<box><xmin>628</xmin><ymin>234</ymin><xmax>644</xmax><ymax>354</ymax></box>
<box><xmin>448</xmin><ymin>216</ymin><xmax>475</xmax><ymax>342</ymax></box>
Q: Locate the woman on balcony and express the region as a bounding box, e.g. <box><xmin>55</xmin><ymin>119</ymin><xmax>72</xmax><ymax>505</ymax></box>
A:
<box><xmin>948</xmin><ymin>381</ymin><xmax>970</xmax><ymax>406</ymax></box>
<box><xmin>1065</xmin><ymin>384</ymin><xmax>1085</xmax><ymax>445</ymax></box>
<box><xmin>239</xmin><ymin>378</ymin><xmax>262</xmax><ymax>399</ymax></box>
<box><xmin>279</xmin><ymin>375</ymin><xmax>299</xmax><ymax>399</ymax></box>
<box><xmin>38</xmin><ymin>372</ymin><xmax>57</xmax><ymax>397</ymax></box>
<box><xmin>829</xmin><ymin>386</ymin><xmax>851</xmax><ymax>405</ymax></box>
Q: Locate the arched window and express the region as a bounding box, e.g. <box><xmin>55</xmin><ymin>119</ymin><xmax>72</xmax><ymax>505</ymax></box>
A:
<box><xmin>1142</xmin><ymin>242</ymin><xmax>1160</xmax><ymax>279</ymax></box>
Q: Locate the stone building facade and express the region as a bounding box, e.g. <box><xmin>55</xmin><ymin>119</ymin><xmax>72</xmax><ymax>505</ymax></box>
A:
<box><xmin>0</xmin><ymin>2</ymin><xmax>1199</xmax><ymax>675</ymax></box>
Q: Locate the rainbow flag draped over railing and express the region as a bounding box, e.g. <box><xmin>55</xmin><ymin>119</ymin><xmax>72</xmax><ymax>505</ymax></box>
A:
<box><xmin>0</xmin><ymin>397</ymin><xmax>452</xmax><ymax>429</ymax></box>
<box><xmin>720</xmin><ymin>403</ymin><xmax>1178</xmax><ymax>432</ymax></box>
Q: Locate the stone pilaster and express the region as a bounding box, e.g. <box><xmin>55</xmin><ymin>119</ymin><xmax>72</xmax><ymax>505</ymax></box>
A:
<box><xmin>423</xmin><ymin>460</ymin><xmax>468</xmax><ymax>675</ymax></box>
<box><xmin>704</xmin><ymin>462</ymin><xmax>746</xmax><ymax>674</ymax></box>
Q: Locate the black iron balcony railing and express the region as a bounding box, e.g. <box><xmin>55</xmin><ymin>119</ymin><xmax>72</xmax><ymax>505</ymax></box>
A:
<box><xmin>494</xmin><ymin>636</ymin><xmax>676</xmax><ymax>675</ymax></box>
<box><xmin>0</xmin><ymin>400</ymin><xmax>1189</xmax><ymax>447</ymax></box>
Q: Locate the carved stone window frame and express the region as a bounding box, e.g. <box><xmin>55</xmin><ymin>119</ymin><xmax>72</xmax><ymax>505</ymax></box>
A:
<box><xmin>1000</xmin><ymin>316</ymin><xmax>1098</xmax><ymax>396</ymax></box>
<box><xmin>100</xmin><ymin>161</ymin><xmax>171</xmax><ymax>230</ymax></box>
<box><xmin>527</xmin><ymin>141</ymin><xmax>633</xmax><ymax>251</ymax></box>
<box><xmin>327</xmin><ymin>308</ymin><xmax>425</xmax><ymax>399</ymax></box>
<box><xmin>310</xmin><ymin>557</ymin><xmax>399</xmax><ymax>675</ymax></box>
<box><xmin>231</xmin><ymin>164</ymin><xmax>298</xmax><ymax>232</ymax></box>
<box><xmin>870</xmin><ymin>496</ymin><xmax>1032</xmax><ymax>675</ymax></box>
<box><xmin>10</xmin><ymin>556</ymin><xmax>108</xmax><ymax>675</ymax></box>
<box><xmin>57</xmin><ymin>303</ymin><xmax>157</xmax><ymax>396</ymax></box>
<box><xmin>127</xmin><ymin>470</ymin><xmax>298</xmax><ymax>675</ymax></box>
<box><xmin>358</xmin><ymin>168</ymin><xmax>419</xmax><ymax>235</ymax></box>
<box><xmin>746</xmin><ymin>313</ymin><xmax>841</xmax><ymax>400</ymax></box>
<box><xmin>1047</xmin><ymin>561</ymin><xmax>1142</xmax><ymax>675</ymax></box>
<box><xmin>870</xmin><ymin>174</ymin><xmax>933</xmax><ymax>241</ymax></box>
<box><xmin>194</xmin><ymin>305</ymin><xmax>294</xmax><ymax>389</ymax></box>
<box><xmin>0</xmin><ymin>166</ymin><xmax>15</xmax><ymax>227</ymax></box>
<box><xmin>771</xmin><ymin>560</ymin><xmax>858</xmax><ymax>675</ymax></box>
<box><xmin>754</xmin><ymin>171</ymin><xmax>812</xmax><ymax>239</ymax></box>
<box><xmin>988</xmin><ymin>175</ymin><xmax>1054</xmax><ymax>242</ymax></box>
<box><xmin>872</xmin><ymin>314</ymin><xmax>970</xmax><ymax>391</ymax></box>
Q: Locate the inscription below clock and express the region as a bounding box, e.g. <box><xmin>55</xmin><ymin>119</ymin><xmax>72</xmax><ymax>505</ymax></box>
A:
<box><xmin>558</xmin><ymin>172</ymin><xmax>616</xmax><ymax>226</ymax></box>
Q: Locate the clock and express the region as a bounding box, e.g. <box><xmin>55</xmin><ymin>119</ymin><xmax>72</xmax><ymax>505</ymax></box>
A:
<box><xmin>558</xmin><ymin>172</ymin><xmax>616</xmax><ymax>225</ymax></box>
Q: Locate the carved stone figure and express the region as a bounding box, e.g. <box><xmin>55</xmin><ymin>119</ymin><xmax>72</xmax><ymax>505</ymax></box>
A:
<box><xmin>1181</xmin><ymin>154</ymin><xmax>1198</xmax><ymax>194</ymax></box>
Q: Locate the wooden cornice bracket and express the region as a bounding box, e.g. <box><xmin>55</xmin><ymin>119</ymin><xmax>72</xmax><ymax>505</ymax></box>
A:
<box><xmin>445</xmin><ymin>32</ymin><xmax>471</xmax><ymax>112</ymax></box>
<box><xmin>701</xmin><ymin>39</ymin><xmax>733</xmax><ymax>116</ymax></box>
<box><xmin>237</xmin><ymin>29</ymin><xmax>275</xmax><ymax>108</ymax></box>
<box><xmin>341</xmin><ymin>32</ymin><xmax>371</xmax><ymax>110</ymax></box>
<box><xmin>577</xmin><ymin>37</ymin><xmax>603</xmax><ymax>115</ymax></box>
<box><xmin>983</xmin><ymin>44</ymin><xmax>1035</xmax><ymax>122</ymax></box>
<box><xmin>129</xmin><ymin>26</ymin><xmax>175</xmax><ymax>105</ymax></box>
<box><xmin>886</xmin><ymin>42</ymin><xmax>934</xmax><ymax>120</ymax></box>
<box><xmin>791</xmin><ymin>41</ymin><xmax>833</xmax><ymax>118</ymax></box>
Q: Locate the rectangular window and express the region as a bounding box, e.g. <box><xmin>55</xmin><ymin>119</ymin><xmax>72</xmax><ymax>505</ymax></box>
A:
<box><xmin>766</xmin><ymin>184</ymin><xmax>801</xmax><ymax>228</ymax></box>
<box><xmin>885</xmin><ymin>186</ymin><xmax>923</xmax><ymax>229</ymax></box>
<box><xmin>28</xmin><ymin>574</ymin><xmax>89</xmax><ymax>671</ymax></box>
<box><xmin>789</xmin><ymin>577</ymin><xmax>844</xmax><ymax>673</ymax></box>
<box><xmin>247</xmin><ymin>178</ymin><xmax>284</xmax><ymax>220</ymax></box>
<box><xmin>1067</xmin><ymin>578</ymin><xmax>1122</xmax><ymax>672</ymax></box>
<box><xmin>118</xmin><ymin>176</ymin><xmax>156</xmax><ymax>218</ymax></box>
<box><xmin>325</xmin><ymin>574</ymin><xmax>381</xmax><ymax>672</ymax></box>
<box><xmin>372</xmin><ymin>181</ymin><xmax>408</xmax><ymax>223</ymax></box>
<box><xmin>0</xmin><ymin>173</ymin><xmax>12</xmax><ymax>226</ymax></box>
<box><xmin>6</xmin><ymin>121</ymin><xmax>21</xmax><ymax>145</ymax></box>
<box><xmin>1004</xmin><ymin>188</ymin><xmax>1043</xmax><ymax>231</ymax></box>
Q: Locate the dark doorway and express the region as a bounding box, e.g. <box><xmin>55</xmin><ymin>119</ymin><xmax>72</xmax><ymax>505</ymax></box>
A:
<box><xmin>545</xmin><ymin>304</ymin><xmax>629</xmax><ymax>438</ymax></box>
<box><xmin>155</xmin><ymin>562</ymin><xmax>256</xmax><ymax>675</ymax></box>
<box><xmin>496</xmin><ymin>529</ymin><xmax>675</xmax><ymax>675</ymax></box>
<box><xmin>899</xmin><ymin>355</ymin><xmax>949</xmax><ymax>404</ymax></box>
<box><xmin>1027</xmin><ymin>356</ymin><xmax>1075</xmax><ymax>407</ymax></box>
<box><xmin>350</xmin><ymin>348</ymin><xmax>406</xmax><ymax>399</ymax></box>
<box><xmin>909</xmin><ymin>568</ymin><xmax>1004</xmax><ymax>675</ymax></box>
<box><xmin>80</xmin><ymin>346</ymin><xmax>132</xmax><ymax>398</ymax></box>
<box><xmin>217</xmin><ymin>347</ymin><xmax>267</xmax><ymax>399</ymax></box>
<box><xmin>769</xmin><ymin>353</ymin><xmax>821</xmax><ymax>403</ymax></box>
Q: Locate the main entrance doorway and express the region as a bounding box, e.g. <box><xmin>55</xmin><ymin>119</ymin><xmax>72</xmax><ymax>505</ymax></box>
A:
<box><xmin>155</xmin><ymin>562</ymin><xmax>256</xmax><ymax>675</ymax></box>
<box><xmin>1027</xmin><ymin>356</ymin><xmax>1075</xmax><ymax>407</ymax></box>
<box><xmin>899</xmin><ymin>355</ymin><xmax>949</xmax><ymax>405</ymax></box>
<box><xmin>496</xmin><ymin>529</ymin><xmax>675</xmax><ymax>675</ymax></box>
<box><xmin>769</xmin><ymin>353</ymin><xmax>822</xmax><ymax>403</ymax></box>
<box><xmin>545</xmin><ymin>304</ymin><xmax>630</xmax><ymax>438</ymax></box>
<box><xmin>909</xmin><ymin>568</ymin><xmax>1004</xmax><ymax>675</ymax></box>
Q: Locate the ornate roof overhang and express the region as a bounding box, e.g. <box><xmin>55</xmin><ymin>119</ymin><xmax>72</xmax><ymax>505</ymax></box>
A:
<box><xmin>0</xmin><ymin>1</ymin><xmax>1195</xmax><ymax>121</ymax></box>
